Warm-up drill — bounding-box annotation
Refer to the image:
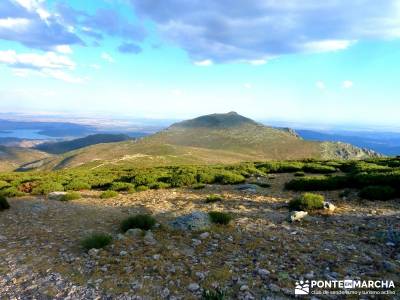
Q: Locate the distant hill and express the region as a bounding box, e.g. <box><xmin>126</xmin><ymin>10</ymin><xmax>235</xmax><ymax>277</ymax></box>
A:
<box><xmin>17</xmin><ymin>112</ymin><xmax>381</xmax><ymax>171</ymax></box>
<box><xmin>35</xmin><ymin>134</ymin><xmax>133</xmax><ymax>154</ymax></box>
<box><xmin>0</xmin><ymin>145</ymin><xmax>50</xmax><ymax>172</ymax></box>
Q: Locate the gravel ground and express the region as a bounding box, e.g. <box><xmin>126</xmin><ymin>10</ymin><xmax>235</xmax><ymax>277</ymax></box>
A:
<box><xmin>1</xmin><ymin>174</ymin><xmax>399</xmax><ymax>299</ymax></box>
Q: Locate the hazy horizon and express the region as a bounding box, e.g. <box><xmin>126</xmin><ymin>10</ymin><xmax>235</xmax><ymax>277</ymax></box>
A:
<box><xmin>1</xmin><ymin>0</ymin><xmax>400</xmax><ymax>128</ymax></box>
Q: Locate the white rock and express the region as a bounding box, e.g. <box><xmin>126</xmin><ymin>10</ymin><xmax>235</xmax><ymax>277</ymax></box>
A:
<box><xmin>199</xmin><ymin>232</ymin><xmax>210</xmax><ymax>239</ymax></box>
<box><xmin>48</xmin><ymin>192</ymin><xmax>67</xmax><ymax>201</ymax></box>
<box><xmin>144</xmin><ymin>231</ymin><xmax>157</xmax><ymax>245</ymax></box>
<box><xmin>289</xmin><ymin>211</ymin><xmax>308</xmax><ymax>222</ymax></box>
<box><xmin>153</xmin><ymin>254</ymin><xmax>160</xmax><ymax>260</ymax></box>
<box><xmin>188</xmin><ymin>283</ymin><xmax>200</xmax><ymax>292</ymax></box>
<box><xmin>323</xmin><ymin>201</ymin><xmax>336</xmax><ymax>212</ymax></box>
<box><xmin>258</xmin><ymin>268</ymin><xmax>270</xmax><ymax>278</ymax></box>
<box><xmin>192</xmin><ymin>239</ymin><xmax>202</xmax><ymax>246</ymax></box>
<box><xmin>119</xmin><ymin>251</ymin><xmax>128</xmax><ymax>256</ymax></box>
<box><xmin>88</xmin><ymin>248</ymin><xmax>99</xmax><ymax>257</ymax></box>
<box><xmin>126</xmin><ymin>228</ymin><xmax>142</xmax><ymax>238</ymax></box>
<box><xmin>240</xmin><ymin>285</ymin><xmax>249</xmax><ymax>291</ymax></box>
<box><xmin>0</xmin><ymin>235</ymin><xmax>7</xmax><ymax>241</ymax></box>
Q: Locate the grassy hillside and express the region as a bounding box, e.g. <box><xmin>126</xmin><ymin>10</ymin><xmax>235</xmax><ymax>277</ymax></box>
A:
<box><xmin>35</xmin><ymin>134</ymin><xmax>132</xmax><ymax>154</ymax></box>
<box><xmin>4</xmin><ymin>112</ymin><xmax>381</xmax><ymax>171</ymax></box>
<box><xmin>0</xmin><ymin>145</ymin><xmax>50</xmax><ymax>172</ymax></box>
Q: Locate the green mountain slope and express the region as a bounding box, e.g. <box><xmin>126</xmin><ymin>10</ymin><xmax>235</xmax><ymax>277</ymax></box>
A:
<box><xmin>18</xmin><ymin>112</ymin><xmax>380</xmax><ymax>171</ymax></box>
<box><xmin>35</xmin><ymin>134</ymin><xmax>132</xmax><ymax>154</ymax></box>
<box><xmin>0</xmin><ymin>146</ymin><xmax>50</xmax><ymax>172</ymax></box>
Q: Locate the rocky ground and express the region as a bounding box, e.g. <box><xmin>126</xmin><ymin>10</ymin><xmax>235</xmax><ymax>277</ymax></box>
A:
<box><xmin>0</xmin><ymin>173</ymin><xmax>399</xmax><ymax>299</ymax></box>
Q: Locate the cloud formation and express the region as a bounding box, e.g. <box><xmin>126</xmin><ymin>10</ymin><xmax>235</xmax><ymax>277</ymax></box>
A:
<box><xmin>130</xmin><ymin>0</ymin><xmax>400</xmax><ymax>63</ymax></box>
<box><xmin>0</xmin><ymin>0</ymin><xmax>83</xmax><ymax>50</ymax></box>
<box><xmin>0</xmin><ymin>49</ymin><xmax>83</xmax><ymax>83</ymax></box>
<box><xmin>118</xmin><ymin>42</ymin><xmax>142</xmax><ymax>54</ymax></box>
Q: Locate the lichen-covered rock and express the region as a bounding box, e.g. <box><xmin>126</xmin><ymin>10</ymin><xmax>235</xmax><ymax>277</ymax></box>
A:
<box><xmin>170</xmin><ymin>211</ymin><xmax>211</xmax><ymax>231</ymax></box>
<box><xmin>289</xmin><ymin>211</ymin><xmax>308</xmax><ymax>222</ymax></box>
<box><xmin>48</xmin><ymin>192</ymin><xmax>67</xmax><ymax>201</ymax></box>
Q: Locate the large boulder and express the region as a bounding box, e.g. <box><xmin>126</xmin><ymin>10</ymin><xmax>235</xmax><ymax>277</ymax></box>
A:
<box><xmin>48</xmin><ymin>192</ymin><xmax>67</xmax><ymax>201</ymax></box>
<box><xmin>170</xmin><ymin>211</ymin><xmax>211</xmax><ymax>231</ymax></box>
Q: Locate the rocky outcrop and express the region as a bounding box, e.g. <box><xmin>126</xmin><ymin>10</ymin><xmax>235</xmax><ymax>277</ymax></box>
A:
<box><xmin>320</xmin><ymin>142</ymin><xmax>382</xmax><ymax>160</ymax></box>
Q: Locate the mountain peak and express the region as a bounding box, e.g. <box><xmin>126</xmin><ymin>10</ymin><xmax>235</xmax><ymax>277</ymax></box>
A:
<box><xmin>170</xmin><ymin>112</ymin><xmax>259</xmax><ymax>129</ymax></box>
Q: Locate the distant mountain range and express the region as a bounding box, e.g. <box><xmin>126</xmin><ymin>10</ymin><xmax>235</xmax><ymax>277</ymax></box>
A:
<box><xmin>296</xmin><ymin>129</ymin><xmax>400</xmax><ymax>156</ymax></box>
<box><xmin>14</xmin><ymin>112</ymin><xmax>380</xmax><ymax>171</ymax></box>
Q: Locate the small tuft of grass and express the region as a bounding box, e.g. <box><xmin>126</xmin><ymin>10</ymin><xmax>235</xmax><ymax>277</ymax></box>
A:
<box><xmin>0</xmin><ymin>195</ymin><xmax>10</xmax><ymax>211</ymax></box>
<box><xmin>202</xmin><ymin>288</ymin><xmax>226</xmax><ymax>300</ymax></box>
<box><xmin>120</xmin><ymin>214</ymin><xmax>156</xmax><ymax>232</ymax></box>
<box><xmin>60</xmin><ymin>191</ymin><xmax>81</xmax><ymax>201</ymax></box>
<box><xmin>209</xmin><ymin>211</ymin><xmax>232</xmax><ymax>225</ymax></box>
<box><xmin>294</xmin><ymin>171</ymin><xmax>306</xmax><ymax>177</ymax></box>
<box><xmin>288</xmin><ymin>193</ymin><xmax>325</xmax><ymax>211</ymax></box>
<box><xmin>100</xmin><ymin>190</ymin><xmax>118</xmax><ymax>199</ymax></box>
<box><xmin>359</xmin><ymin>185</ymin><xmax>396</xmax><ymax>200</ymax></box>
<box><xmin>205</xmin><ymin>194</ymin><xmax>224</xmax><ymax>203</ymax></box>
<box><xmin>192</xmin><ymin>183</ymin><xmax>206</xmax><ymax>190</ymax></box>
<box><xmin>81</xmin><ymin>233</ymin><xmax>112</xmax><ymax>251</ymax></box>
<box><xmin>135</xmin><ymin>185</ymin><xmax>149</xmax><ymax>192</ymax></box>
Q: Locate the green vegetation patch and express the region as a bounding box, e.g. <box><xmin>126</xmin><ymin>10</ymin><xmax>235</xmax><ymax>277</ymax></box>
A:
<box><xmin>60</xmin><ymin>191</ymin><xmax>81</xmax><ymax>201</ymax></box>
<box><xmin>81</xmin><ymin>233</ymin><xmax>112</xmax><ymax>251</ymax></box>
<box><xmin>209</xmin><ymin>211</ymin><xmax>232</xmax><ymax>225</ymax></box>
<box><xmin>205</xmin><ymin>194</ymin><xmax>224</xmax><ymax>203</ymax></box>
<box><xmin>100</xmin><ymin>190</ymin><xmax>118</xmax><ymax>199</ymax></box>
<box><xmin>359</xmin><ymin>186</ymin><xmax>397</xmax><ymax>200</ymax></box>
<box><xmin>288</xmin><ymin>193</ymin><xmax>325</xmax><ymax>211</ymax></box>
<box><xmin>120</xmin><ymin>214</ymin><xmax>156</xmax><ymax>232</ymax></box>
<box><xmin>32</xmin><ymin>181</ymin><xmax>64</xmax><ymax>195</ymax></box>
<box><xmin>0</xmin><ymin>195</ymin><xmax>10</xmax><ymax>211</ymax></box>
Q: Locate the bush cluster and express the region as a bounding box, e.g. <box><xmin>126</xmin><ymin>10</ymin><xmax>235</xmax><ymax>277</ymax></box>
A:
<box><xmin>0</xmin><ymin>195</ymin><xmax>10</xmax><ymax>211</ymax></box>
<box><xmin>288</xmin><ymin>193</ymin><xmax>325</xmax><ymax>211</ymax></box>
<box><xmin>100</xmin><ymin>190</ymin><xmax>118</xmax><ymax>199</ymax></box>
<box><xmin>81</xmin><ymin>233</ymin><xmax>112</xmax><ymax>251</ymax></box>
<box><xmin>60</xmin><ymin>191</ymin><xmax>81</xmax><ymax>201</ymax></box>
<box><xmin>209</xmin><ymin>211</ymin><xmax>232</xmax><ymax>225</ymax></box>
<box><xmin>120</xmin><ymin>214</ymin><xmax>156</xmax><ymax>232</ymax></box>
<box><xmin>205</xmin><ymin>194</ymin><xmax>224</xmax><ymax>203</ymax></box>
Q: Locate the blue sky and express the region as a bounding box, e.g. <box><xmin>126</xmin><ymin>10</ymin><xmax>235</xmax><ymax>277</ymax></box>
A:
<box><xmin>0</xmin><ymin>0</ymin><xmax>400</xmax><ymax>127</ymax></box>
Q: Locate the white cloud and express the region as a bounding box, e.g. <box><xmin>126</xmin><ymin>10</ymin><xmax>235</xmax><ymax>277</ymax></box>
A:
<box><xmin>342</xmin><ymin>80</ymin><xmax>354</xmax><ymax>88</ymax></box>
<box><xmin>303</xmin><ymin>40</ymin><xmax>356</xmax><ymax>53</ymax></box>
<box><xmin>248</xmin><ymin>59</ymin><xmax>267</xmax><ymax>66</ymax></box>
<box><xmin>0</xmin><ymin>50</ymin><xmax>75</xmax><ymax>70</ymax></box>
<box><xmin>243</xmin><ymin>83</ymin><xmax>252</xmax><ymax>89</ymax></box>
<box><xmin>89</xmin><ymin>64</ymin><xmax>101</xmax><ymax>70</ymax></box>
<box><xmin>41</xmin><ymin>69</ymin><xmax>84</xmax><ymax>84</ymax></box>
<box><xmin>0</xmin><ymin>18</ymin><xmax>30</xmax><ymax>29</ymax></box>
<box><xmin>101</xmin><ymin>52</ymin><xmax>115</xmax><ymax>63</ymax></box>
<box><xmin>315</xmin><ymin>81</ymin><xmax>326</xmax><ymax>90</ymax></box>
<box><xmin>54</xmin><ymin>45</ymin><xmax>72</xmax><ymax>54</ymax></box>
<box><xmin>194</xmin><ymin>59</ymin><xmax>213</xmax><ymax>67</ymax></box>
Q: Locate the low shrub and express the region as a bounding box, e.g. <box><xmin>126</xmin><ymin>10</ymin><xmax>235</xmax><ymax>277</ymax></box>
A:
<box><xmin>60</xmin><ymin>191</ymin><xmax>81</xmax><ymax>201</ymax></box>
<box><xmin>294</xmin><ymin>171</ymin><xmax>306</xmax><ymax>177</ymax></box>
<box><xmin>205</xmin><ymin>194</ymin><xmax>224</xmax><ymax>203</ymax></box>
<box><xmin>100</xmin><ymin>190</ymin><xmax>118</xmax><ymax>199</ymax></box>
<box><xmin>303</xmin><ymin>163</ymin><xmax>337</xmax><ymax>174</ymax></box>
<box><xmin>209</xmin><ymin>211</ymin><xmax>232</xmax><ymax>225</ymax></box>
<box><xmin>359</xmin><ymin>186</ymin><xmax>396</xmax><ymax>200</ymax></box>
<box><xmin>214</xmin><ymin>171</ymin><xmax>245</xmax><ymax>185</ymax></box>
<box><xmin>197</xmin><ymin>171</ymin><xmax>216</xmax><ymax>184</ymax></box>
<box><xmin>192</xmin><ymin>183</ymin><xmax>206</xmax><ymax>189</ymax></box>
<box><xmin>132</xmin><ymin>174</ymin><xmax>157</xmax><ymax>186</ymax></box>
<box><xmin>169</xmin><ymin>173</ymin><xmax>197</xmax><ymax>187</ymax></box>
<box><xmin>288</xmin><ymin>193</ymin><xmax>325</xmax><ymax>211</ymax></box>
<box><xmin>149</xmin><ymin>182</ymin><xmax>170</xmax><ymax>189</ymax></box>
<box><xmin>0</xmin><ymin>186</ymin><xmax>26</xmax><ymax>197</ymax></box>
<box><xmin>0</xmin><ymin>195</ymin><xmax>10</xmax><ymax>210</ymax></box>
<box><xmin>0</xmin><ymin>180</ymin><xmax>10</xmax><ymax>190</ymax></box>
<box><xmin>120</xmin><ymin>214</ymin><xmax>156</xmax><ymax>232</ymax></box>
<box><xmin>135</xmin><ymin>185</ymin><xmax>149</xmax><ymax>192</ymax></box>
<box><xmin>110</xmin><ymin>182</ymin><xmax>135</xmax><ymax>192</ymax></box>
<box><xmin>32</xmin><ymin>181</ymin><xmax>64</xmax><ymax>195</ymax></box>
<box><xmin>285</xmin><ymin>175</ymin><xmax>348</xmax><ymax>191</ymax></box>
<box><xmin>65</xmin><ymin>180</ymin><xmax>91</xmax><ymax>191</ymax></box>
<box><xmin>256</xmin><ymin>161</ymin><xmax>304</xmax><ymax>173</ymax></box>
<box><xmin>81</xmin><ymin>233</ymin><xmax>112</xmax><ymax>251</ymax></box>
